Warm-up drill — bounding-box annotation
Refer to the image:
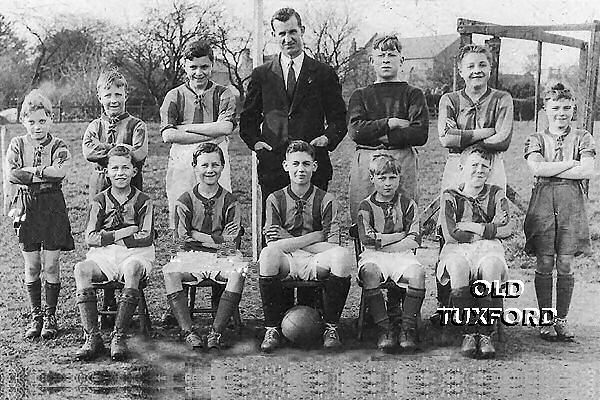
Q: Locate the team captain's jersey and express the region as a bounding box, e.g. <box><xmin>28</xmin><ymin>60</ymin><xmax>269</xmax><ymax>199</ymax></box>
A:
<box><xmin>438</xmin><ymin>88</ymin><xmax>513</xmax><ymax>153</ymax></box>
<box><xmin>86</xmin><ymin>187</ymin><xmax>154</xmax><ymax>248</ymax></box>
<box><xmin>175</xmin><ymin>184</ymin><xmax>241</xmax><ymax>250</ymax></box>
<box><xmin>357</xmin><ymin>192</ymin><xmax>420</xmax><ymax>249</ymax></box>
<box><xmin>440</xmin><ymin>183</ymin><xmax>509</xmax><ymax>244</ymax></box>
<box><xmin>264</xmin><ymin>184</ymin><xmax>339</xmax><ymax>244</ymax></box>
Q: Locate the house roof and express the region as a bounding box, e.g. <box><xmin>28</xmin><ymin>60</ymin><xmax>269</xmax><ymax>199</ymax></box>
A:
<box><xmin>364</xmin><ymin>33</ymin><xmax>459</xmax><ymax>60</ymax></box>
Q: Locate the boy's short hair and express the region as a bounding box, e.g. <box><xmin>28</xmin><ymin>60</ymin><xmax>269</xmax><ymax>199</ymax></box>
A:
<box><xmin>107</xmin><ymin>144</ymin><xmax>135</xmax><ymax>164</ymax></box>
<box><xmin>286</xmin><ymin>140</ymin><xmax>315</xmax><ymax>159</ymax></box>
<box><xmin>20</xmin><ymin>89</ymin><xmax>52</xmax><ymax>120</ymax></box>
<box><xmin>369</xmin><ymin>153</ymin><xmax>400</xmax><ymax>176</ymax></box>
<box><xmin>271</xmin><ymin>7</ymin><xmax>303</xmax><ymax>30</ymax></box>
<box><xmin>372</xmin><ymin>35</ymin><xmax>402</xmax><ymax>53</ymax></box>
<box><xmin>456</xmin><ymin>44</ymin><xmax>493</xmax><ymax>66</ymax></box>
<box><xmin>192</xmin><ymin>142</ymin><xmax>225</xmax><ymax>166</ymax></box>
<box><xmin>97</xmin><ymin>66</ymin><xmax>128</xmax><ymax>93</ymax></box>
<box><xmin>460</xmin><ymin>146</ymin><xmax>494</xmax><ymax>165</ymax></box>
<box><xmin>543</xmin><ymin>82</ymin><xmax>574</xmax><ymax>104</ymax></box>
<box><xmin>183</xmin><ymin>40</ymin><xmax>214</xmax><ymax>62</ymax></box>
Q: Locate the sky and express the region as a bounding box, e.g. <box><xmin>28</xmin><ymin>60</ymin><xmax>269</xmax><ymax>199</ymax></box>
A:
<box><xmin>2</xmin><ymin>0</ymin><xmax>599</xmax><ymax>73</ymax></box>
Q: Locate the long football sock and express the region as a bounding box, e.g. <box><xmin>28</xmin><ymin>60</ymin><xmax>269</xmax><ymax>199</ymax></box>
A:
<box><xmin>386</xmin><ymin>284</ymin><xmax>404</xmax><ymax>328</ymax></box>
<box><xmin>259</xmin><ymin>276</ymin><xmax>284</xmax><ymax>327</ymax></box>
<box><xmin>167</xmin><ymin>290</ymin><xmax>193</xmax><ymax>332</ymax></box>
<box><xmin>44</xmin><ymin>282</ymin><xmax>61</xmax><ymax>316</ymax></box>
<box><xmin>450</xmin><ymin>286</ymin><xmax>476</xmax><ymax>334</ymax></box>
<box><xmin>402</xmin><ymin>287</ymin><xmax>425</xmax><ymax>332</ymax></box>
<box><xmin>556</xmin><ymin>273</ymin><xmax>575</xmax><ymax>319</ymax></box>
<box><xmin>76</xmin><ymin>289</ymin><xmax>99</xmax><ymax>335</ymax></box>
<box><xmin>534</xmin><ymin>271</ymin><xmax>553</xmax><ymax>311</ymax></box>
<box><xmin>363</xmin><ymin>288</ymin><xmax>390</xmax><ymax>331</ymax></box>
<box><xmin>323</xmin><ymin>275</ymin><xmax>351</xmax><ymax>324</ymax></box>
<box><xmin>26</xmin><ymin>279</ymin><xmax>42</xmax><ymax>318</ymax></box>
<box><xmin>212</xmin><ymin>290</ymin><xmax>241</xmax><ymax>334</ymax></box>
<box><xmin>114</xmin><ymin>288</ymin><xmax>140</xmax><ymax>334</ymax></box>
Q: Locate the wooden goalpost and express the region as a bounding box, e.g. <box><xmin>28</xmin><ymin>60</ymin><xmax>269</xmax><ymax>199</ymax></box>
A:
<box><xmin>421</xmin><ymin>18</ymin><xmax>600</xmax><ymax>235</ymax></box>
<box><xmin>251</xmin><ymin>0</ymin><xmax>263</xmax><ymax>261</ymax></box>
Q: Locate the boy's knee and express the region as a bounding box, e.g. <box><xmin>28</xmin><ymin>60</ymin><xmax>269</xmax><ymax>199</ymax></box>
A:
<box><xmin>74</xmin><ymin>261</ymin><xmax>93</xmax><ymax>287</ymax></box>
<box><xmin>479</xmin><ymin>257</ymin><xmax>505</xmax><ymax>279</ymax></box>
<box><xmin>359</xmin><ymin>263</ymin><xmax>382</xmax><ymax>288</ymax></box>
<box><xmin>258</xmin><ymin>246</ymin><xmax>284</xmax><ymax>275</ymax></box>
<box><xmin>442</xmin><ymin>255</ymin><xmax>469</xmax><ymax>285</ymax></box>
<box><xmin>121</xmin><ymin>260</ymin><xmax>144</xmax><ymax>280</ymax></box>
<box><xmin>328</xmin><ymin>247</ymin><xmax>352</xmax><ymax>277</ymax></box>
<box><xmin>407</xmin><ymin>264</ymin><xmax>426</xmax><ymax>284</ymax></box>
<box><xmin>535</xmin><ymin>255</ymin><xmax>555</xmax><ymax>274</ymax></box>
<box><xmin>556</xmin><ymin>255</ymin><xmax>573</xmax><ymax>275</ymax></box>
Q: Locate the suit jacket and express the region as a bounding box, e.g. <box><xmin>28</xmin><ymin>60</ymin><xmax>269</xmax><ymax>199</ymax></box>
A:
<box><xmin>240</xmin><ymin>54</ymin><xmax>347</xmax><ymax>186</ymax></box>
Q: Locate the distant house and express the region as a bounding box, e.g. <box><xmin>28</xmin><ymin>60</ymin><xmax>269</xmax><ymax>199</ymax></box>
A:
<box><xmin>344</xmin><ymin>34</ymin><xmax>460</xmax><ymax>98</ymax></box>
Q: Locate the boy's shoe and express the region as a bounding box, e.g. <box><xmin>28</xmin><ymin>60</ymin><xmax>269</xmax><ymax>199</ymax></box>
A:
<box><xmin>460</xmin><ymin>334</ymin><xmax>478</xmax><ymax>358</ymax></box>
<box><xmin>110</xmin><ymin>331</ymin><xmax>128</xmax><ymax>361</ymax></box>
<box><xmin>25</xmin><ymin>316</ymin><xmax>43</xmax><ymax>339</ymax></box>
<box><xmin>478</xmin><ymin>334</ymin><xmax>496</xmax><ymax>358</ymax></box>
<box><xmin>323</xmin><ymin>324</ymin><xmax>342</xmax><ymax>350</ymax></box>
<box><xmin>41</xmin><ymin>315</ymin><xmax>58</xmax><ymax>339</ymax></box>
<box><xmin>260</xmin><ymin>327</ymin><xmax>281</xmax><ymax>352</ymax></box>
<box><xmin>184</xmin><ymin>331</ymin><xmax>204</xmax><ymax>350</ymax></box>
<box><xmin>75</xmin><ymin>333</ymin><xmax>105</xmax><ymax>361</ymax></box>
<box><xmin>539</xmin><ymin>324</ymin><xmax>556</xmax><ymax>341</ymax></box>
<box><xmin>206</xmin><ymin>329</ymin><xmax>222</xmax><ymax>351</ymax></box>
<box><xmin>554</xmin><ymin>318</ymin><xmax>575</xmax><ymax>341</ymax></box>
<box><xmin>376</xmin><ymin>330</ymin><xmax>396</xmax><ymax>352</ymax></box>
<box><xmin>399</xmin><ymin>328</ymin><xmax>417</xmax><ymax>351</ymax></box>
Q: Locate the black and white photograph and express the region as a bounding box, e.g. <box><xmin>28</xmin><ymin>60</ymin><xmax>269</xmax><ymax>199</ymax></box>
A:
<box><xmin>0</xmin><ymin>0</ymin><xmax>599</xmax><ymax>398</ymax></box>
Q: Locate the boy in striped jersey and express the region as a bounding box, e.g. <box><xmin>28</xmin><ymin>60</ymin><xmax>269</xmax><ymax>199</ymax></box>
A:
<box><xmin>438</xmin><ymin>147</ymin><xmax>512</xmax><ymax>358</ymax></box>
<box><xmin>162</xmin><ymin>143</ymin><xmax>244</xmax><ymax>351</ymax></box>
<box><xmin>74</xmin><ymin>146</ymin><xmax>155</xmax><ymax>361</ymax></box>
<box><xmin>259</xmin><ymin>140</ymin><xmax>353</xmax><ymax>352</ymax></box>
<box><xmin>357</xmin><ymin>154</ymin><xmax>425</xmax><ymax>352</ymax></box>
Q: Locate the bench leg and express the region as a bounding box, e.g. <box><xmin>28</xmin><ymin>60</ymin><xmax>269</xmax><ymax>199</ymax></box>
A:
<box><xmin>357</xmin><ymin>288</ymin><xmax>366</xmax><ymax>341</ymax></box>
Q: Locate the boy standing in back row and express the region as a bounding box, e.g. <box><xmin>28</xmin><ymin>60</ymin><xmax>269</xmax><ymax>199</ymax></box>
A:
<box><xmin>348</xmin><ymin>34</ymin><xmax>429</xmax><ymax>223</ymax></box>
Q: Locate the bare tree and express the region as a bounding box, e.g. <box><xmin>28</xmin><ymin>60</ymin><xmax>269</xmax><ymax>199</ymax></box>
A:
<box><xmin>114</xmin><ymin>0</ymin><xmax>220</xmax><ymax>105</ymax></box>
<box><xmin>302</xmin><ymin>6</ymin><xmax>359</xmax><ymax>83</ymax></box>
<box><xmin>213</xmin><ymin>23</ymin><xmax>253</xmax><ymax>101</ymax></box>
<box><xmin>0</xmin><ymin>14</ymin><xmax>28</xmax><ymax>107</ymax></box>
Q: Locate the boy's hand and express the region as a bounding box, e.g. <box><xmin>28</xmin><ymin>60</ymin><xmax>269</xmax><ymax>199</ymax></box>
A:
<box><xmin>492</xmin><ymin>210</ymin><xmax>508</xmax><ymax>226</ymax></box>
<box><xmin>254</xmin><ymin>141</ymin><xmax>273</xmax><ymax>151</ymax></box>
<box><xmin>310</xmin><ymin>135</ymin><xmax>329</xmax><ymax>147</ymax></box>
<box><xmin>388</xmin><ymin>118</ymin><xmax>410</xmax><ymax>129</ymax></box>
<box><xmin>121</xmin><ymin>225</ymin><xmax>139</xmax><ymax>237</ymax></box>
<box><xmin>265</xmin><ymin>225</ymin><xmax>292</xmax><ymax>241</ymax></box>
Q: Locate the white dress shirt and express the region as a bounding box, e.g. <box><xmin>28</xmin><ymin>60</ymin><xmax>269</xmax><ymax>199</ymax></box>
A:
<box><xmin>280</xmin><ymin>52</ymin><xmax>305</xmax><ymax>88</ymax></box>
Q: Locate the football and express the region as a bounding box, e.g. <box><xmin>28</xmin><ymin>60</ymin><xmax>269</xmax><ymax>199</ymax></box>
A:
<box><xmin>281</xmin><ymin>305</ymin><xmax>324</xmax><ymax>346</ymax></box>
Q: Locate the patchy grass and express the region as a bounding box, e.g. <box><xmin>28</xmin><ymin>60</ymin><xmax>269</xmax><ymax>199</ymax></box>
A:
<box><xmin>1</xmin><ymin>120</ymin><xmax>600</xmax><ymax>399</ymax></box>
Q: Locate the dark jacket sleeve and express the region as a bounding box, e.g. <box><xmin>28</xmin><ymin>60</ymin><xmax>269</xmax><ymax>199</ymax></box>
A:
<box><xmin>321</xmin><ymin>66</ymin><xmax>348</xmax><ymax>151</ymax></box>
<box><xmin>387</xmin><ymin>87</ymin><xmax>429</xmax><ymax>148</ymax></box>
<box><xmin>239</xmin><ymin>68</ymin><xmax>263</xmax><ymax>150</ymax></box>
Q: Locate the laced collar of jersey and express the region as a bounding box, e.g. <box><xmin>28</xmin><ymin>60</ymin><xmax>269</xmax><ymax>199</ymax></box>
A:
<box><xmin>101</xmin><ymin>111</ymin><xmax>130</xmax><ymax>125</ymax></box>
<box><xmin>185</xmin><ymin>80</ymin><xmax>214</xmax><ymax>105</ymax></box>
<box><xmin>193</xmin><ymin>184</ymin><xmax>223</xmax><ymax>218</ymax></box>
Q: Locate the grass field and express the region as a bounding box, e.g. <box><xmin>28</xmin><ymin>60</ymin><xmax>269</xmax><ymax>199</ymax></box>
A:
<box><xmin>1</xmin><ymin>121</ymin><xmax>600</xmax><ymax>399</ymax></box>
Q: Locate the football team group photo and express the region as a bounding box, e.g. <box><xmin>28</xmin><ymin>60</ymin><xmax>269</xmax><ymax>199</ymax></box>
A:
<box><xmin>1</xmin><ymin>1</ymin><xmax>600</xmax><ymax>398</ymax></box>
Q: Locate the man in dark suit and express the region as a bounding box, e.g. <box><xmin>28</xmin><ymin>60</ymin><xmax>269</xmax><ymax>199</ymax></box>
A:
<box><xmin>240</xmin><ymin>7</ymin><xmax>347</xmax><ymax>201</ymax></box>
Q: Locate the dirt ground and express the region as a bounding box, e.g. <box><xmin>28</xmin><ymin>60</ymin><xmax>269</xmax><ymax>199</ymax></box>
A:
<box><xmin>1</xmin><ymin>121</ymin><xmax>600</xmax><ymax>400</ymax></box>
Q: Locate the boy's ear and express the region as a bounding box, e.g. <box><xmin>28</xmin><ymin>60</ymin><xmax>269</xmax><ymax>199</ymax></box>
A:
<box><xmin>132</xmin><ymin>166</ymin><xmax>138</xmax><ymax>176</ymax></box>
<box><xmin>282</xmin><ymin>159</ymin><xmax>289</xmax><ymax>172</ymax></box>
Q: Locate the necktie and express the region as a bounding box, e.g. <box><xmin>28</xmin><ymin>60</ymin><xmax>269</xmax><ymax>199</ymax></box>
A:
<box><xmin>382</xmin><ymin>202</ymin><xmax>395</xmax><ymax>233</ymax></box>
<box><xmin>200</xmin><ymin>199</ymin><xmax>215</xmax><ymax>235</ymax></box>
<box><xmin>286</xmin><ymin>60</ymin><xmax>296</xmax><ymax>100</ymax></box>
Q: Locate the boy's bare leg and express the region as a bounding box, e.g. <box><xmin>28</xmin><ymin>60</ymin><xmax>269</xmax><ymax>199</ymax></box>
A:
<box><xmin>23</xmin><ymin>250</ymin><xmax>43</xmax><ymax>339</ymax></box>
<box><xmin>74</xmin><ymin>260</ymin><xmax>108</xmax><ymax>360</ymax></box>
<box><xmin>41</xmin><ymin>250</ymin><xmax>61</xmax><ymax>339</ymax></box>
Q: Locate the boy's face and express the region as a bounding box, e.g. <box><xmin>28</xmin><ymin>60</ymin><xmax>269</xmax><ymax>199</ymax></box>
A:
<box><xmin>106</xmin><ymin>155</ymin><xmax>136</xmax><ymax>190</ymax></box>
<box><xmin>370</xmin><ymin>48</ymin><xmax>403</xmax><ymax>80</ymax></box>
<box><xmin>22</xmin><ymin>109</ymin><xmax>52</xmax><ymax>141</ymax></box>
<box><xmin>370</xmin><ymin>172</ymin><xmax>400</xmax><ymax>199</ymax></box>
<box><xmin>98</xmin><ymin>83</ymin><xmax>127</xmax><ymax>117</ymax></box>
<box><xmin>545</xmin><ymin>98</ymin><xmax>574</xmax><ymax>130</ymax></box>
<box><xmin>460</xmin><ymin>153</ymin><xmax>492</xmax><ymax>189</ymax></box>
<box><xmin>194</xmin><ymin>151</ymin><xmax>223</xmax><ymax>186</ymax></box>
<box><xmin>283</xmin><ymin>151</ymin><xmax>317</xmax><ymax>185</ymax></box>
<box><xmin>458</xmin><ymin>52</ymin><xmax>491</xmax><ymax>90</ymax></box>
<box><xmin>184</xmin><ymin>56</ymin><xmax>213</xmax><ymax>89</ymax></box>
<box><xmin>272</xmin><ymin>16</ymin><xmax>305</xmax><ymax>59</ymax></box>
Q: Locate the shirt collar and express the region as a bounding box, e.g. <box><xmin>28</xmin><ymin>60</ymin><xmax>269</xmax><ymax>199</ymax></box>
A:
<box><xmin>280</xmin><ymin>51</ymin><xmax>305</xmax><ymax>71</ymax></box>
